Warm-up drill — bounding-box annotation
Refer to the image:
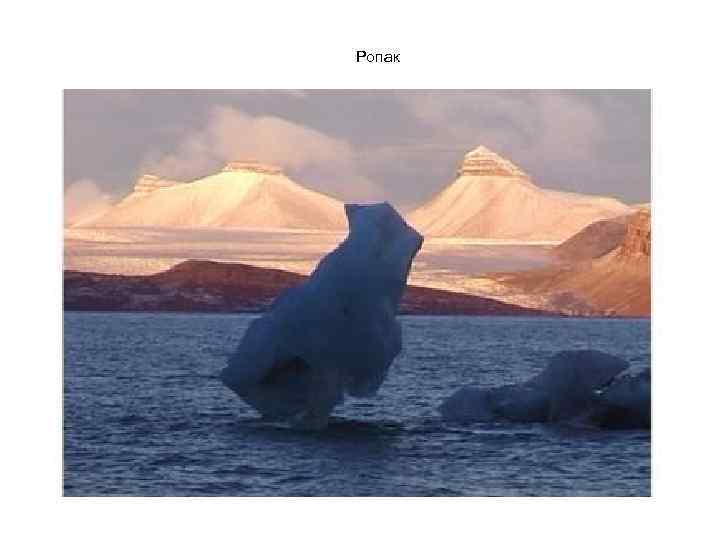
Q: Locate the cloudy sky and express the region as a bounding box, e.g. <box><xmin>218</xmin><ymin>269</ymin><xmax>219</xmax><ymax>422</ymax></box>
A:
<box><xmin>64</xmin><ymin>90</ymin><xmax>650</xmax><ymax>211</ymax></box>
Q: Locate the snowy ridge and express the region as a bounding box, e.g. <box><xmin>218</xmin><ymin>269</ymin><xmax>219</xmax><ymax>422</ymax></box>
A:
<box><xmin>77</xmin><ymin>162</ymin><xmax>347</xmax><ymax>231</ymax></box>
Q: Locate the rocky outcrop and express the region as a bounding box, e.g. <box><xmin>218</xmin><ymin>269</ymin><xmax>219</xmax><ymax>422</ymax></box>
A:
<box><xmin>83</xmin><ymin>175</ymin><xmax>183</xmax><ymax>216</ymax></box>
<box><xmin>63</xmin><ymin>259</ymin><xmax>556</xmax><ymax>316</ymax></box>
<box><xmin>552</xmin><ymin>215</ymin><xmax>630</xmax><ymax>261</ymax></box>
<box><xmin>222</xmin><ymin>161</ymin><xmax>284</xmax><ymax>175</ymax></box>
<box><xmin>617</xmin><ymin>209</ymin><xmax>651</xmax><ymax>259</ymax></box>
<box><xmin>129</xmin><ymin>174</ymin><xmax>182</xmax><ymax>197</ymax></box>
<box><xmin>490</xmin><ymin>209</ymin><xmax>651</xmax><ymax>316</ymax></box>
<box><xmin>455</xmin><ymin>145</ymin><xmax>530</xmax><ymax>179</ymax></box>
<box><xmin>409</xmin><ymin>145</ymin><xmax>631</xmax><ymax>241</ymax></box>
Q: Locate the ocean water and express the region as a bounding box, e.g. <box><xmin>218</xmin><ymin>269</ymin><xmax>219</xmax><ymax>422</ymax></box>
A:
<box><xmin>64</xmin><ymin>313</ymin><xmax>650</xmax><ymax>496</ymax></box>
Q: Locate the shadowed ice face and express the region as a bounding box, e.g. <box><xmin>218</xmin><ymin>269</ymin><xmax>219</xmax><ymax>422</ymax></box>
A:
<box><xmin>344</xmin><ymin>202</ymin><xmax>423</xmax><ymax>301</ymax></box>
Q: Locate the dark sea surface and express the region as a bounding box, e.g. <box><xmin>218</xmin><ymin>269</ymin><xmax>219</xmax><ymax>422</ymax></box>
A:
<box><xmin>64</xmin><ymin>313</ymin><xmax>650</xmax><ymax>496</ymax></box>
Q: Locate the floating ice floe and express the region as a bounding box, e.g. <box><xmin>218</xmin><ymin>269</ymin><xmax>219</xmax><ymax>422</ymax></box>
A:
<box><xmin>221</xmin><ymin>203</ymin><xmax>423</xmax><ymax>429</ymax></box>
<box><xmin>439</xmin><ymin>350</ymin><xmax>650</xmax><ymax>429</ymax></box>
<box><xmin>586</xmin><ymin>367</ymin><xmax>651</xmax><ymax>429</ymax></box>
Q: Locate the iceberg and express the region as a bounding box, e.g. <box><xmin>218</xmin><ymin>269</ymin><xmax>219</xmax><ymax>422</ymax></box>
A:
<box><xmin>221</xmin><ymin>202</ymin><xmax>423</xmax><ymax>429</ymax></box>
<box><xmin>586</xmin><ymin>368</ymin><xmax>651</xmax><ymax>429</ymax></box>
<box><xmin>439</xmin><ymin>350</ymin><xmax>631</xmax><ymax>424</ymax></box>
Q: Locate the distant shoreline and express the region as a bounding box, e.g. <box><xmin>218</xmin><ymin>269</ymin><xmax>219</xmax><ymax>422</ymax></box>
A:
<box><xmin>62</xmin><ymin>308</ymin><xmax>650</xmax><ymax>321</ymax></box>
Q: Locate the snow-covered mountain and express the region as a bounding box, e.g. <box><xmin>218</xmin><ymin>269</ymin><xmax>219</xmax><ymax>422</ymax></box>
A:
<box><xmin>76</xmin><ymin>162</ymin><xmax>347</xmax><ymax>230</ymax></box>
<box><xmin>409</xmin><ymin>146</ymin><xmax>631</xmax><ymax>241</ymax></box>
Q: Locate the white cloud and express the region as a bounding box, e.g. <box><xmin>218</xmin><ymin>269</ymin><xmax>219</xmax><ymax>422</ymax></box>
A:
<box><xmin>64</xmin><ymin>179</ymin><xmax>113</xmax><ymax>225</ymax></box>
<box><xmin>401</xmin><ymin>91</ymin><xmax>606</xmax><ymax>184</ymax></box>
<box><xmin>142</xmin><ymin>106</ymin><xmax>383</xmax><ymax>203</ymax></box>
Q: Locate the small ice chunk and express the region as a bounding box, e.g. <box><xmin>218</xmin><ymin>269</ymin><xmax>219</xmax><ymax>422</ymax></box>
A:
<box><xmin>587</xmin><ymin>368</ymin><xmax>650</xmax><ymax>429</ymax></box>
<box><xmin>439</xmin><ymin>350</ymin><xmax>629</xmax><ymax>424</ymax></box>
<box><xmin>221</xmin><ymin>203</ymin><xmax>423</xmax><ymax>429</ymax></box>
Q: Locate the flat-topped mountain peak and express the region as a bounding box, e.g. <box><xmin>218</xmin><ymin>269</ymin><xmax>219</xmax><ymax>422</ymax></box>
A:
<box><xmin>221</xmin><ymin>161</ymin><xmax>284</xmax><ymax>175</ymax></box>
<box><xmin>78</xmin><ymin>161</ymin><xmax>345</xmax><ymax>230</ymax></box>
